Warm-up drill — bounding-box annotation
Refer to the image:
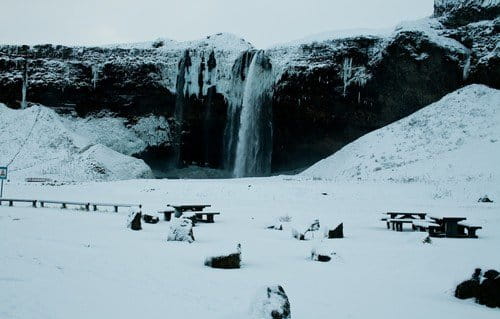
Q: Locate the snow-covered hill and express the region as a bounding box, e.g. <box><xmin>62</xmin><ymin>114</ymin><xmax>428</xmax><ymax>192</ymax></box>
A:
<box><xmin>0</xmin><ymin>104</ymin><xmax>153</xmax><ymax>182</ymax></box>
<box><xmin>302</xmin><ymin>85</ymin><xmax>500</xmax><ymax>186</ymax></box>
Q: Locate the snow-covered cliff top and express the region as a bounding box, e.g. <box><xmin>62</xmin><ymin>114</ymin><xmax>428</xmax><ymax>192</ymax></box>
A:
<box><xmin>104</xmin><ymin>32</ymin><xmax>253</xmax><ymax>53</ymax></box>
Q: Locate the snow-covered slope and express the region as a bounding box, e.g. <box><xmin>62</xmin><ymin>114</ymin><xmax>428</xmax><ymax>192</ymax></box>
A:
<box><xmin>302</xmin><ymin>85</ymin><xmax>500</xmax><ymax>185</ymax></box>
<box><xmin>0</xmin><ymin>104</ymin><xmax>153</xmax><ymax>182</ymax></box>
<box><xmin>61</xmin><ymin>112</ymin><xmax>171</xmax><ymax>156</ymax></box>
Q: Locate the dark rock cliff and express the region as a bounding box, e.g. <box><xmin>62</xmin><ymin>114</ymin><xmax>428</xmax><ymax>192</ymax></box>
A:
<box><xmin>0</xmin><ymin>2</ymin><xmax>498</xmax><ymax>177</ymax></box>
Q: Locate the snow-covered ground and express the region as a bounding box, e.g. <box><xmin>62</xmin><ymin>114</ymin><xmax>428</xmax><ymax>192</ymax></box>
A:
<box><xmin>0</xmin><ymin>104</ymin><xmax>153</xmax><ymax>182</ymax></box>
<box><xmin>303</xmin><ymin>85</ymin><xmax>500</xmax><ymax>197</ymax></box>
<box><xmin>0</xmin><ymin>177</ymin><xmax>499</xmax><ymax>319</ymax></box>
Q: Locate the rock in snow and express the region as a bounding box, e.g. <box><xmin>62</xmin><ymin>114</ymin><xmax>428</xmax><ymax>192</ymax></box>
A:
<box><xmin>250</xmin><ymin>285</ymin><xmax>291</xmax><ymax>319</ymax></box>
<box><xmin>302</xmin><ymin>84</ymin><xmax>500</xmax><ymax>187</ymax></box>
<box><xmin>0</xmin><ymin>104</ymin><xmax>153</xmax><ymax>182</ymax></box>
<box><xmin>167</xmin><ymin>219</ymin><xmax>195</xmax><ymax>243</ymax></box>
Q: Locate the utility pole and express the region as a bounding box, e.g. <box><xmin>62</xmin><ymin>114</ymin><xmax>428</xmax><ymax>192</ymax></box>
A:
<box><xmin>0</xmin><ymin>166</ymin><xmax>7</xmax><ymax>198</ymax></box>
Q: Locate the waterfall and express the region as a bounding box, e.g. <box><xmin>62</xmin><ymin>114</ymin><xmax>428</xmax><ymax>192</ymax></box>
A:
<box><xmin>21</xmin><ymin>60</ymin><xmax>28</xmax><ymax>109</ymax></box>
<box><xmin>233</xmin><ymin>50</ymin><xmax>274</xmax><ymax>177</ymax></box>
<box><xmin>222</xmin><ymin>50</ymin><xmax>256</xmax><ymax>171</ymax></box>
<box><xmin>91</xmin><ymin>64</ymin><xmax>101</xmax><ymax>90</ymax></box>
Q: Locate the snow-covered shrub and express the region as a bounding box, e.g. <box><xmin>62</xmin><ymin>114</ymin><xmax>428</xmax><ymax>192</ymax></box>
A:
<box><xmin>204</xmin><ymin>244</ymin><xmax>241</xmax><ymax>269</ymax></box>
<box><xmin>249</xmin><ymin>285</ymin><xmax>291</xmax><ymax>319</ymax></box>
<box><xmin>167</xmin><ymin>219</ymin><xmax>195</xmax><ymax>243</ymax></box>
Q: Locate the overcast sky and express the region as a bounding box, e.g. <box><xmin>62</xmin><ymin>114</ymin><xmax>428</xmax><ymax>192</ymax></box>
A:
<box><xmin>0</xmin><ymin>0</ymin><xmax>435</xmax><ymax>48</ymax></box>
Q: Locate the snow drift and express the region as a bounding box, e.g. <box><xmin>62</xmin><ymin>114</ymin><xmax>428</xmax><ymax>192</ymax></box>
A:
<box><xmin>0</xmin><ymin>104</ymin><xmax>153</xmax><ymax>182</ymax></box>
<box><xmin>302</xmin><ymin>85</ymin><xmax>500</xmax><ymax>185</ymax></box>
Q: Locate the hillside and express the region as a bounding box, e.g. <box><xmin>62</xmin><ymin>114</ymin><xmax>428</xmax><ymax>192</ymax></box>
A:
<box><xmin>0</xmin><ymin>104</ymin><xmax>153</xmax><ymax>182</ymax></box>
<box><xmin>302</xmin><ymin>84</ymin><xmax>500</xmax><ymax>188</ymax></box>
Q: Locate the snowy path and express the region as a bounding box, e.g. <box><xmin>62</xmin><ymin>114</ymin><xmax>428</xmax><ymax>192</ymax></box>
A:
<box><xmin>1</xmin><ymin>177</ymin><xmax>499</xmax><ymax>318</ymax></box>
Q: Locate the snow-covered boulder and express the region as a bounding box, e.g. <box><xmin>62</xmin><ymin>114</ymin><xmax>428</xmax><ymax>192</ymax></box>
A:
<box><xmin>0</xmin><ymin>104</ymin><xmax>153</xmax><ymax>182</ymax></box>
<box><xmin>302</xmin><ymin>85</ymin><xmax>500</xmax><ymax>187</ymax></box>
<box><xmin>167</xmin><ymin>219</ymin><xmax>195</xmax><ymax>243</ymax></box>
<box><xmin>249</xmin><ymin>285</ymin><xmax>291</xmax><ymax>319</ymax></box>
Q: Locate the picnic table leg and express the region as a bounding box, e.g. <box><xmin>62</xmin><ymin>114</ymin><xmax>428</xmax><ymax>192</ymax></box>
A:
<box><xmin>85</xmin><ymin>204</ymin><xmax>90</xmax><ymax>211</ymax></box>
<box><xmin>468</xmin><ymin>229</ymin><xmax>478</xmax><ymax>238</ymax></box>
<box><xmin>114</xmin><ymin>206</ymin><xmax>118</xmax><ymax>213</ymax></box>
<box><xmin>386</xmin><ymin>221</ymin><xmax>390</xmax><ymax>229</ymax></box>
<box><xmin>93</xmin><ymin>205</ymin><xmax>97</xmax><ymax>211</ymax></box>
<box><xmin>9</xmin><ymin>200</ymin><xmax>13</xmax><ymax>206</ymax></box>
<box><xmin>207</xmin><ymin>215</ymin><xmax>214</xmax><ymax>223</ymax></box>
<box><xmin>165</xmin><ymin>212</ymin><xmax>172</xmax><ymax>221</ymax></box>
<box><xmin>62</xmin><ymin>203</ymin><xmax>67</xmax><ymax>209</ymax></box>
<box><xmin>32</xmin><ymin>201</ymin><xmax>37</xmax><ymax>208</ymax></box>
<box><xmin>40</xmin><ymin>202</ymin><xmax>44</xmax><ymax>208</ymax></box>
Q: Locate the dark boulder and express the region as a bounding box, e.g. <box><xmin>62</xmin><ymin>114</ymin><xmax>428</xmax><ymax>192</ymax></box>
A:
<box><xmin>127</xmin><ymin>212</ymin><xmax>142</xmax><ymax>231</ymax></box>
<box><xmin>143</xmin><ymin>214</ymin><xmax>159</xmax><ymax>224</ymax></box>
<box><xmin>455</xmin><ymin>268</ymin><xmax>481</xmax><ymax>300</ymax></box>
<box><xmin>476</xmin><ymin>269</ymin><xmax>500</xmax><ymax>308</ymax></box>
<box><xmin>478</xmin><ymin>195</ymin><xmax>494</xmax><ymax>203</ymax></box>
<box><xmin>455</xmin><ymin>280</ymin><xmax>480</xmax><ymax>300</ymax></box>
<box><xmin>327</xmin><ymin>223</ymin><xmax>344</xmax><ymax>239</ymax></box>
<box><xmin>205</xmin><ymin>244</ymin><xmax>241</xmax><ymax>269</ymax></box>
<box><xmin>250</xmin><ymin>285</ymin><xmax>291</xmax><ymax>319</ymax></box>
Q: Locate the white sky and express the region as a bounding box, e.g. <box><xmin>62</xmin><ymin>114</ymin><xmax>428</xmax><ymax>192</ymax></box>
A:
<box><xmin>0</xmin><ymin>0</ymin><xmax>435</xmax><ymax>48</ymax></box>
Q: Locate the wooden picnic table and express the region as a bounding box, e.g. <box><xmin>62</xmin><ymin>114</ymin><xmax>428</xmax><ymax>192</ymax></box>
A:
<box><xmin>385</xmin><ymin>212</ymin><xmax>427</xmax><ymax>219</ymax></box>
<box><xmin>430</xmin><ymin>216</ymin><xmax>468</xmax><ymax>238</ymax></box>
<box><xmin>168</xmin><ymin>204</ymin><xmax>211</xmax><ymax>212</ymax></box>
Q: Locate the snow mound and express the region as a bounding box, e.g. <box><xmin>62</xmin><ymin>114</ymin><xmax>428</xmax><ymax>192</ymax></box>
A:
<box><xmin>302</xmin><ymin>84</ymin><xmax>500</xmax><ymax>184</ymax></box>
<box><xmin>62</xmin><ymin>112</ymin><xmax>171</xmax><ymax>156</ymax></box>
<box><xmin>0</xmin><ymin>104</ymin><xmax>153</xmax><ymax>182</ymax></box>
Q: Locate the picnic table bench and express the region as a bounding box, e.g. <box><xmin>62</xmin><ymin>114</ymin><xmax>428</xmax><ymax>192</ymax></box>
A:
<box><xmin>387</xmin><ymin>218</ymin><xmax>415</xmax><ymax>231</ymax></box>
<box><xmin>89</xmin><ymin>202</ymin><xmax>140</xmax><ymax>213</ymax></box>
<box><xmin>39</xmin><ymin>200</ymin><xmax>140</xmax><ymax>212</ymax></box>
<box><xmin>0</xmin><ymin>198</ymin><xmax>37</xmax><ymax>207</ymax></box>
<box><xmin>412</xmin><ymin>220</ymin><xmax>443</xmax><ymax>237</ymax></box>
<box><xmin>382</xmin><ymin>212</ymin><xmax>427</xmax><ymax>229</ymax></box>
<box><xmin>457</xmin><ymin>222</ymin><xmax>482</xmax><ymax>238</ymax></box>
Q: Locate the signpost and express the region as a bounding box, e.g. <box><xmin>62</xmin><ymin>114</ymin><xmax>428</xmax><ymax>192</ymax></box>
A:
<box><xmin>0</xmin><ymin>166</ymin><xmax>7</xmax><ymax>198</ymax></box>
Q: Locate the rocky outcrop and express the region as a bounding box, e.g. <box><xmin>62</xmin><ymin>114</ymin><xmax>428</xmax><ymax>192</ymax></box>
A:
<box><xmin>0</xmin><ymin>2</ymin><xmax>498</xmax><ymax>177</ymax></box>
<box><xmin>434</xmin><ymin>0</ymin><xmax>500</xmax><ymax>27</ymax></box>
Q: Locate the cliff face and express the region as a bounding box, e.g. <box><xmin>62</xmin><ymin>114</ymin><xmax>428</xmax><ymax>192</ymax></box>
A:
<box><xmin>0</xmin><ymin>2</ymin><xmax>498</xmax><ymax>177</ymax></box>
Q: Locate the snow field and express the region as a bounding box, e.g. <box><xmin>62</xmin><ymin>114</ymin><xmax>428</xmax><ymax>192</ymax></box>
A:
<box><xmin>1</xmin><ymin>177</ymin><xmax>499</xmax><ymax>318</ymax></box>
